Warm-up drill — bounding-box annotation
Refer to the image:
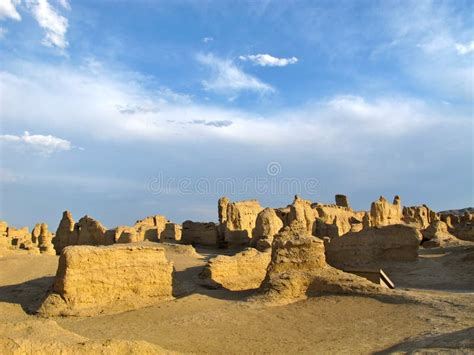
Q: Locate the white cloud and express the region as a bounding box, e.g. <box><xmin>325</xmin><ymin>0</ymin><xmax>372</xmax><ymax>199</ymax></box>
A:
<box><xmin>57</xmin><ymin>0</ymin><xmax>70</xmax><ymax>10</ymax></box>
<box><xmin>0</xmin><ymin>131</ymin><xmax>72</xmax><ymax>156</ymax></box>
<box><xmin>455</xmin><ymin>41</ymin><xmax>474</xmax><ymax>55</ymax></box>
<box><xmin>0</xmin><ymin>60</ymin><xmax>459</xmax><ymax>155</ymax></box>
<box><xmin>27</xmin><ymin>0</ymin><xmax>68</xmax><ymax>49</ymax></box>
<box><xmin>0</xmin><ymin>59</ymin><xmax>470</xmax><ymax>210</ymax></box>
<box><xmin>0</xmin><ymin>0</ymin><xmax>21</xmax><ymax>20</ymax></box>
<box><xmin>202</xmin><ymin>36</ymin><xmax>213</xmax><ymax>43</ymax></box>
<box><xmin>239</xmin><ymin>54</ymin><xmax>298</xmax><ymax>67</ymax></box>
<box><xmin>416</xmin><ymin>35</ymin><xmax>452</xmax><ymax>53</ymax></box>
<box><xmin>197</xmin><ymin>53</ymin><xmax>274</xmax><ymax>95</ymax></box>
<box><xmin>324</xmin><ymin>95</ymin><xmax>430</xmax><ymax>133</ymax></box>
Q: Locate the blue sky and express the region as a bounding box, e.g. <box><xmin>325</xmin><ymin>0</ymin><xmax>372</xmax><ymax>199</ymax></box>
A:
<box><xmin>0</xmin><ymin>0</ymin><xmax>473</xmax><ymax>229</ymax></box>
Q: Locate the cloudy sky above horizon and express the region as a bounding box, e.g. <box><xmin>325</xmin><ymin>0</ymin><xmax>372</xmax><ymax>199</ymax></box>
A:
<box><xmin>0</xmin><ymin>0</ymin><xmax>472</xmax><ymax>229</ymax></box>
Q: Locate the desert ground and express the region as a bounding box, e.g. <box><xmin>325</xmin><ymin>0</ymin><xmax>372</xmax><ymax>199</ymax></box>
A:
<box><xmin>1</xmin><ymin>242</ymin><xmax>473</xmax><ymax>354</ymax></box>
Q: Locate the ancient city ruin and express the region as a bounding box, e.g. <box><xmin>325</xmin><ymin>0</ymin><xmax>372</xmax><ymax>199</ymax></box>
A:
<box><xmin>0</xmin><ymin>193</ymin><xmax>473</xmax><ymax>352</ymax></box>
<box><xmin>1</xmin><ymin>0</ymin><xmax>472</xmax><ymax>352</ymax></box>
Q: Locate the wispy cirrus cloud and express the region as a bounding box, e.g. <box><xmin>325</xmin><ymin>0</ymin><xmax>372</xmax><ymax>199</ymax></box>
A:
<box><xmin>0</xmin><ymin>131</ymin><xmax>72</xmax><ymax>156</ymax></box>
<box><xmin>375</xmin><ymin>1</ymin><xmax>473</xmax><ymax>100</ymax></box>
<box><xmin>188</xmin><ymin>119</ymin><xmax>233</xmax><ymax>128</ymax></box>
<box><xmin>57</xmin><ymin>0</ymin><xmax>70</xmax><ymax>11</ymax></box>
<box><xmin>196</xmin><ymin>53</ymin><xmax>274</xmax><ymax>95</ymax></box>
<box><xmin>239</xmin><ymin>54</ymin><xmax>298</xmax><ymax>67</ymax></box>
<box><xmin>1</xmin><ymin>59</ymin><xmax>462</xmax><ymax>151</ymax></box>
<box><xmin>27</xmin><ymin>0</ymin><xmax>69</xmax><ymax>49</ymax></box>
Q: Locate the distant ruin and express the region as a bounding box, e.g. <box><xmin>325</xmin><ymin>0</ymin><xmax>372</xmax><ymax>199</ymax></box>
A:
<box><xmin>1</xmin><ymin>193</ymin><xmax>472</xmax><ymax>255</ymax></box>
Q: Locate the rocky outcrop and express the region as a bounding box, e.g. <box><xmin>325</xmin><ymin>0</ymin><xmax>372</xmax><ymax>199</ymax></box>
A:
<box><xmin>312</xmin><ymin>218</ymin><xmax>340</xmax><ymax>239</ymax></box>
<box><xmin>38</xmin><ymin>244</ymin><xmax>174</xmax><ymax>316</ymax></box>
<box><xmin>370</xmin><ymin>196</ymin><xmax>403</xmax><ymax>227</ymax></box>
<box><xmin>451</xmin><ymin>223</ymin><xmax>474</xmax><ymax>242</ymax></box>
<box><xmin>181</xmin><ymin>221</ymin><xmax>219</xmax><ymax>246</ymax></box>
<box><xmin>53</xmin><ymin>211</ymin><xmax>78</xmax><ymax>253</ymax></box>
<box><xmin>7</xmin><ymin>226</ymin><xmax>33</xmax><ymax>251</ymax></box>
<box><xmin>133</xmin><ymin>215</ymin><xmax>169</xmax><ymax>242</ymax></box>
<box><xmin>403</xmin><ymin>205</ymin><xmax>437</xmax><ymax>229</ymax></box>
<box><xmin>0</xmin><ymin>221</ymin><xmax>57</xmax><ymax>254</ymax></box>
<box><xmin>287</xmin><ymin>195</ymin><xmax>317</xmax><ymax>234</ymax></box>
<box><xmin>440</xmin><ymin>211</ymin><xmax>474</xmax><ymax>242</ymax></box>
<box><xmin>161</xmin><ymin>223</ymin><xmax>182</xmax><ymax>243</ymax></box>
<box><xmin>273</xmin><ymin>207</ymin><xmax>290</xmax><ymax>227</ymax></box>
<box><xmin>200</xmin><ymin>248</ymin><xmax>271</xmax><ymax>290</ymax></box>
<box><xmin>335</xmin><ymin>194</ymin><xmax>350</xmax><ymax>208</ymax></box>
<box><xmin>422</xmin><ymin>221</ymin><xmax>461</xmax><ymax>248</ymax></box>
<box><xmin>325</xmin><ymin>224</ymin><xmax>422</xmax><ymax>269</ymax></box>
<box><xmin>2</xmin><ymin>222</ymin><xmax>44</xmax><ymax>253</ymax></box>
<box><xmin>53</xmin><ymin>211</ymin><xmax>175</xmax><ymax>252</ymax></box>
<box><xmin>218</xmin><ymin>196</ymin><xmax>230</xmax><ymax>224</ymax></box>
<box><xmin>251</xmin><ymin>208</ymin><xmax>284</xmax><ymax>251</ymax></box>
<box><xmin>31</xmin><ymin>224</ymin><xmax>41</xmax><ymax>244</ymax></box>
<box><xmin>0</xmin><ymin>221</ymin><xmax>8</xmax><ymax>248</ymax></box>
<box><xmin>259</xmin><ymin>227</ymin><xmax>383</xmax><ymax>305</ymax></box>
<box><xmin>75</xmin><ymin>216</ymin><xmax>112</xmax><ymax>246</ymax></box>
<box><xmin>33</xmin><ymin>223</ymin><xmax>56</xmax><ymax>255</ymax></box>
<box><xmin>313</xmin><ymin>203</ymin><xmax>362</xmax><ymax>237</ymax></box>
<box><xmin>220</xmin><ymin>198</ymin><xmax>263</xmax><ymax>246</ymax></box>
<box><xmin>108</xmin><ymin>226</ymin><xmax>139</xmax><ymax>244</ymax></box>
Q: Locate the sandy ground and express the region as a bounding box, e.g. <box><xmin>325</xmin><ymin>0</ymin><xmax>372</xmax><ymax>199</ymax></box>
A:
<box><xmin>0</xmin><ymin>245</ymin><xmax>473</xmax><ymax>354</ymax></box>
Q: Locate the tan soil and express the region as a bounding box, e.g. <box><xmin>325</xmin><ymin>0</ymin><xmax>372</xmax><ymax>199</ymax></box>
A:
<box><xmin>0</xmin><ymin>244</ymin><xmax>473</xmax><ymax>354</ymax></box>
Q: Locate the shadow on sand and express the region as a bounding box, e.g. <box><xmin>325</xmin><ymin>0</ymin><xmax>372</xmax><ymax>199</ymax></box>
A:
<box><xmin>0</xmin><ymin>276</ymin><xmax>54</xmax><ymax>314</ymax></box>
<box><xmin>375</xmin><ymin>327</ymin><xmax>474</xmax><ymax>353</ymax></box>
<box><xmin>172</xmin><ymin>264</ymin><xmax>259</xmax><ymax>302</ymax></box>
<box><xmin>0</xmin><ymin>263</ymin><xmax>255</xmax><ymax>318</ymax></box>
